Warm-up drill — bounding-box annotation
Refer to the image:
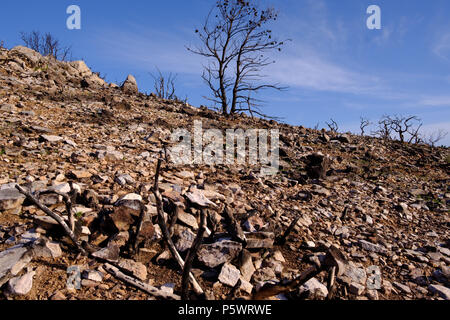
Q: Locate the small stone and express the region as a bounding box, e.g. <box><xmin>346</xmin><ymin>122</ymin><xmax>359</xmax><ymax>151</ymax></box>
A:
<box><xmin>252</xmin><ymin>267</ymin><xmax>277</xmax><ymax>283</ymax></box>
<box><xmin>175</xmin><ymin>171</ymin><xmax>195</xmax><ymax>180</ymax></box>
<box><xmin>428</xmin><ymin>284</ymin><xmax>450</xmax><ymax>300</ymax></box>
<box><xmin>359</xmin><ymin>240</ymin><xmax>387</xmax><ymax>254</ymax></box>
<box><xmin>50</xmin><ymin>290</ymin><xmax>66</xmax><ymax>300</ymax></box>
<box><xmin>115</xmin><ymin>174</ymin><xmax>134</xmax><ymax>186</ymax></box>
<box><xmin>81</xmin><ymin>279</ymin><xmax>99</xmax><ymax>288</ymax></box>
<box><xmin>177</xmin><ymin>211</ymin><xmax>199</xmax><ymax>230</ymax></box>
<box><xmin>382</xmin><ymin>280</ymin><xmax>393</xmax><ymax>295</ymax></box>
<box><xmin>243</xmin><ymin>215</ymin><xmax>266</xmax><ymax>232</ymax></box>
<box><xmin>349</xmin><ymin>282</ymin><xmax>365</xmax><ymax>295</ymax></box>
<box><xmin>121</xmin><ymin>74</ymin><xmax>138</xmax><ymax>94</ymax></box>
<box><xmin>7</xmin><ymin>271</ymin><xmax>35</xmax><ymax>295</ymax></box>
<box><xmin>300</xmin><ymin>278</ymin><xmax>328</xmax><ymax>298</ymax></box>
<box><xmin>305</xmin><ymin>241</ymin><xmax>316</xmax><ymax>248</ymax></box>
<box><xmin>160</xmin><ymin>283</ymin><xmax>175</xmax><ymax>294</ymax></box>
<box><xmin>39</xmin><ymin>135</ymin><xmax>63</xmax><ymax>143</ymax></box>
<box><xmin>104</xmin><ymin>150</ymin><xmax>124</xmax><ymax>161</ymax></box>
<box><xmin>82</xmin><ymin>270</ymin><xmax>104</xmax><ymax>282</ymax></box>
<box><xmin>32</xmin><ymin>239</ymin><xmax>62</xmax><ymax>258</ymax></box>
<box><xmin>69</xmin><ymin>170</ymin><xmax>92</xmax><ymax>179</ymax></box>
<box><xmin>198</xmin><ymin>240</ymin><xmax>242</xmax><ymax>268</ymax></box>
<box><xmin>118</xmin><ymin>193</ymin><xmax>142</xmax><ymax>202</ymax></box>
<box><xmin>118</xmin><ymin>259</ymin><xmax>147</xmax><ymax>281</ymax></box>
<box><xmin>0</xmin><ymin>246</ymin><xmax>33</xmax><ymax>286</ymax></box>
<box><xmin>92</xmin><ymin>242</ymin><xmax>120</xmax><ymax>262</ymax></box>
<box><xmin>218</xmin><ymin>263</ymin><xmax>241</xmax><ymax>287</ymax></box>
<box><xmin>239</xmin><ymin>250</ymin><xmax>255</xmax><ymax>282</ymax></box>
<box><xmin>0</xmin><ymin>188</ymin><xmax>25</xmax><ymax>211</ymax></box>
<box><xmin>244</xmin><ymin>232</ymin><xmax>274</xmax><ymax>249</ymax></box>
<box><xmin>239</xmin><ymin>278</ymin><xmax>253</xmax><ymax>294</ymax></box>
<box><xmin>393</xmin><ymin>282</ymin><xmax>412</xmax><ymax>294</ymax></box>
<box><xmin>366</xmin><ymin>289</ymin><xmax>379</xmax><ymax>300</ymax></box>
<box><xmin>33</xmin><ymin>216</ymin><xmax>59</xmax><ymax>230</ymax></box>
<box><xmin>175</xmin><ymin>227</ymin><xmax>195</xmax><ymax>253</ymax></box>
<box><xmin>341</xmin><ymin>265</ymin><xmax>367</xmax><ymax>285</ymax></box>
<box><xmin>273</xmin><ymin>251</ymin><xmax>286</xmax><ymax>263</ymax></box>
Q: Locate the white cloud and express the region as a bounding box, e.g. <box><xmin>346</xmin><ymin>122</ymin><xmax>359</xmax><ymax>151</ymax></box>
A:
<box><xmin>372</xmin><ymin>27</ymin><xmax>392</xmax><ymax>46</ymax></box>
<box><xmin>266</xmin><ymin>45</ymin><xmax>382</xmax><ymax>95</ymax></box>
<box><xmin>416</xmin><ymin>96</ymin><xmax>450</xmax><ymax>107</ymax></box>
<box><xmin>92</xmin><ymin>26</ymin><xmax>203</xmax><ymax>75</ymax></box>
<box><xmin>433</xmin><ymin>33</ymin><xmax>450</xmax><ymax>60</ymax></box>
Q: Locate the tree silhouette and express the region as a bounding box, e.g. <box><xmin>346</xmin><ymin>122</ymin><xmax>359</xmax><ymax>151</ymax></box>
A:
<box><xmin>187</xmin><ymin>0</ymin><xmax>287</xmax><ymax>117</ymax></box>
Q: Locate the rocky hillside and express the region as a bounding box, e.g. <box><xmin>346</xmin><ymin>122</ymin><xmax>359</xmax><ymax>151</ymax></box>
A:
<box><xmin>0</xmin><ymin>46</ymin><xmax>449</xmax><ymax>300</ymax></box>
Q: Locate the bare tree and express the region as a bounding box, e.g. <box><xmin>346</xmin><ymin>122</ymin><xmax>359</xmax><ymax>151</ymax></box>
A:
<box><xmin>20</xmin><ymin>31</ymin><xmax>72</xmax><ymax>61</ymax></box>
<box><xmin>187</xmin><ymin>0</ymin><xmax>287</xmax><ymax>116</ymax></box>
<box><xmin>313</xmin><ymin>122</ymin><xmax>320</xmax><ymax>131</ymax></box>
<box><xmin>0</xmin><ymin>40</ymin><xmax>5</xmax><ymax>49</ymax></box>
<box><xmin>373</xmin><ymin>115</ymin><xmax>393</xmax><ymax>140</ymax></box>
<box><xmin>425</xmin><ymin>129</ymin><xmax>448</xmax><ymax>147</ymax></box>
<box><xmin>373</xmin><ymin>115</ymin><xmax>423</xmax><ymax>143</ymax></box>
<box><xmin>150</xmin><ymin>68</ymin><xmax>178</xmax><ymax>100</ymax></box>
<box><xmin>389</xmin><ymin>115</ymin><xmax>422</xmax><ymax>143</ymax></box>
<box><xmin>359</xmin><ymin>117</ymin><xmax>371</xmax><ymax>136</ymax></box>
<box><xmin>326</xmin><ymin>118</ymin><xmax>339</xmax><ymax>133</ymax></box>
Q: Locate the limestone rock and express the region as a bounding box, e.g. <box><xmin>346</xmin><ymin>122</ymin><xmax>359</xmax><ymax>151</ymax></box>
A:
<box><xmin>118</xmin><ymin>259</ymin><xmax>147</xmax><ymax>281</ymax></box>
<box><xmin>0</xmin><ymin>188</ymin><xmax>25</xmax><ymax>211</ymax></box>
<box><xmin>218</xmin><ymin>263</ymin><xmax>241</xmax><ymax>287</ymax></box>
<box><xmin>198</xmin><ymin>240</ymin><xmax>242</xmax><ymax>268</ymax></box>
<box><xmin>0</xmin><ymin>246</ymin><xmax>33</xmax><ymax>286</ymax></box>
<box><xmin>121</xmin><ymin>75</ymin><xmax>138</xmax><ymax>94</ymax></box>
<box><xmin>7</xmin><ymin>270</ymin><xmax>35</xmax><ymax>296</ymax></box>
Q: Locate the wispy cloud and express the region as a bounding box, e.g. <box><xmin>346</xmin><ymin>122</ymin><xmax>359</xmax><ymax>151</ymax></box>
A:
<box><xmin>372</xmin><ymin>27</ymin><xmax>392</xmax><ymax>46</ymax></box>
<box><xmin>416</xmin><ymin>96</ymin><xmax>450</xmax><ymax>107</ymax></box>
<box><xmin>268</xmin><ymin>50</ymin><xmax>381</xmax><ymax>94</ymax></box>
<box><xmin>92</xmin><ymin>24</ymin><xmax>203</xmax><ymax>75</ymax></box>
<box><xmin>433</xmin><ymin>33</ymin><xmax>450</xmax><ymax>60</ymax></box>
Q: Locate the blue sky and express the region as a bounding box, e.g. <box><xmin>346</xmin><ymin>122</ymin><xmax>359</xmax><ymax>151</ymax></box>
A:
<box><xmin>1</xmin><ymin>0</ymin><xmax>449</xmax><ymax>145</ymax></box>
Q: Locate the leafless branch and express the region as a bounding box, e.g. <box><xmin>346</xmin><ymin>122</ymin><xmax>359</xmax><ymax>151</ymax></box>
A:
<box><xmin>187</xmin><ymin>0</ymin><xmax>288</xmax><ymax>116</ymax></box>
<box><xmin>104</xmin><ymin>263</ymin><xmax>181</xmax><ymax>300</ymax></box>
<box><xmin>223</xmin><ymin>205</ymin><xmax>246</xmax><ymax>244</ymax></box>
<box><xmin>150</xmin><ymin>68</ymin><xmax>178</xmax><ymax>100</ymax></box>
<box><xmin>275</xmin><ymin>215</ymin><xmax>299</xmax><ymax>245</ymax></box>
<box><xmin>152</xmin><ymin>156</ymin><xmax>204</xmax><ymax>296</ymax></box>
<box><xmin>181</xmin><ymin>208</ymin><xmax>207</xmax><ymax>299</ymax></box>
<box><xmin>326</xmin><ymin>119</ymin><xmax>339</xmax><ymax>133</ymax></box>
<box><xmin>15</xmin><ymin>184</ymin><xmax>86</xmax><ymax>255</ymax></box>
<box><xmin>20</xmin><ymin>31</ymin><xmax>72</xmax><ymax>61</ymax></box>
<box><xmin>359</xmin><ymin>117</ymin><xmax>371</xmax><ymax>136</ymax></box>
<box><xmin>424</xmin><ymin>129</ymin><xmax>448</xmax><ymax>147</ymax></box>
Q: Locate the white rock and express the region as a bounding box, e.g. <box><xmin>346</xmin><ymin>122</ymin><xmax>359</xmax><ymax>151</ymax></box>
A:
<box><xmin>177</xmin><ymin>211</ymin><xmax>199</xmax><ymax>230</ymax></box>
<box><xmin>39</xmin><ymin>135</ymin><xmax>63</xmax><ymax>143</ymax></box>
<box><xmin>69</xmin><ymin>61</ymin><xmax>92</xmax><ymax>77</ymax></box>
<box><xmin>0</xmin><ymin>188</ymin><xmax>25</xmax><ymax>211</ymax></box>
<box><xmin>300</xmin><ymin>278</ymin><xmax>328</xmax><ymax>298</ymax></box>
<box><xmin>218</xmin><ymin>263</ymin><xmax>241</xmax><ymax>287</ymax></box>
<box><xmin>32</xmin><ymin>239</ymin><xmax>62</xmax><ymax>258</ymax></box>
<box><xmin>7</xmin><ymin>271</ymin><xmax>35</xmax><ymax>295</ymax></box>
<box><xmin>119</xmin><ymin>193</ymin><xmax>142</xmax><ymax>202</ymax></box>
<box><xmin>82</xmin><ymin>270</ymin><xmax>104</xmax><ymax>282</ymax></box>
<box><xmin>11</xmin><ymin>46</ymin><xmax>42</xmax><ymax>64</ymax></box>
<box><xmin>428</xmin><ymin>284</ymin><xmax>450</xmax><ymax>300</ymax></box>
<box><xmin>0</xmin><ymin>246</ymin><xmax>33</xmax><ymax>286</ymax></box>
<box><xmin>239</xmin><ymin>277</ymin><xmax>253</xmax><ymax>294</ymax></box>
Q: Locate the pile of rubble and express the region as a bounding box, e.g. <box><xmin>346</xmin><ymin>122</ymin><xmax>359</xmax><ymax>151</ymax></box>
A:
<box><xmin>0</xmin><ymin>46</ymin><xmax>449</xmax><ymax>300</ymax></box>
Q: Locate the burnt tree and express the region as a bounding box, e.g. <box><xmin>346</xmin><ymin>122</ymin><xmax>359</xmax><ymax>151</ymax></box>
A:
<box><xmin>187</xmin><ymin>0</ymin><xmax>287</xmax><ymax>117</ymax></box>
